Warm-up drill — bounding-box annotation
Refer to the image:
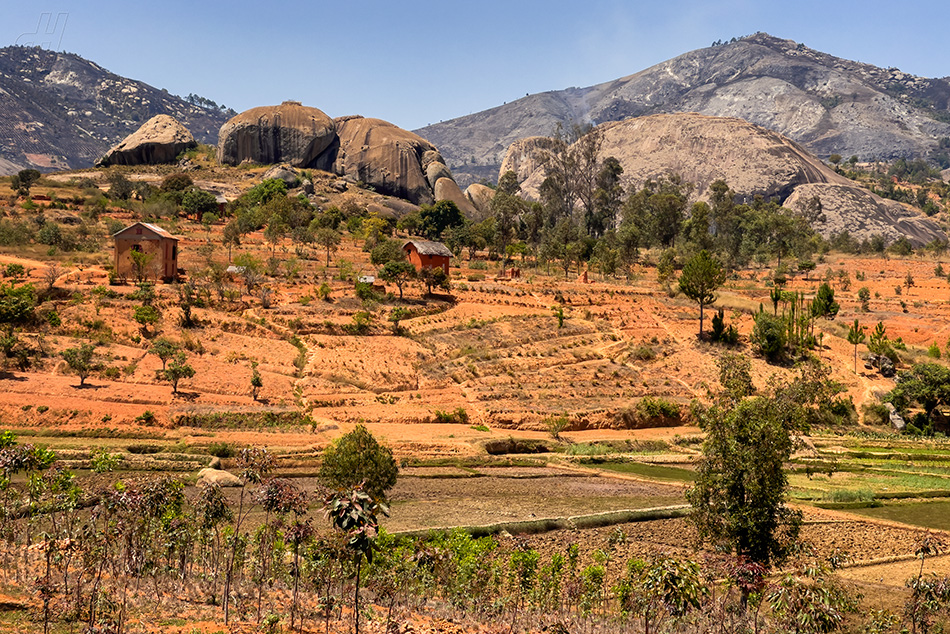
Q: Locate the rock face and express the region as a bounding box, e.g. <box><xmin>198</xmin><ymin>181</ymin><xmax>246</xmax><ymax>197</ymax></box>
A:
<box><xmin>433</xmin><ymin>177</ymin><xmax>477</xmax><ymax>216</ymax></box>
<box><xmin>217</xmin><ymin>108</ymin><xmax>472</xmax><ymax>210</ymax></box>
<box><xmin>332</xmin><ymin>116</ymin><xmax>439</xmax><ymax>206</ymax></box>
<box><xmin>499</xmin><ymin>137</ymin><xmax>556</xmax><ymax>184</ymax></box>
<box><xmin>465</xmin><ymin>183</ymin><xmax>495</xmax><ymax>218</ymax></box>
<box><xmin>416</xmin><ymin>32</ymin><xmax>950</xmax><ymax>186</ymax></box>
<box><xmin>196</xmin><ymin>468</ymin><xmax>242</xmax><ymax>487</ymax></box>
<box><xmin>96</xmin><ymin>115</ymin><xmax>197</xmax><ymax>167</ymax></box>
<box><xmin>511</xmin><ymin>113</ymin><xmax>946</xmax><ymax>245</ymax></box>
<box><xmin>218</xmin><ymin>101</ymin><xmax>336</xmax><ymax>167</ymax></box>
<box><xmin>262</xmin><ymin>164</ymin><xmax>299</xmax><ymax>187</ymax></box>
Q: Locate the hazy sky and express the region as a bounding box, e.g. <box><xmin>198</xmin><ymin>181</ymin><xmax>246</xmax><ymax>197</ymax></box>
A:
<box><xmin>3</xmin><ymin>0</ymin><xmax>948</xmax><ymax>131</ymax></box>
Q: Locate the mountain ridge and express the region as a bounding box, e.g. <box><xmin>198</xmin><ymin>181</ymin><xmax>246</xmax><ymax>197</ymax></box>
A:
<box><xmin>415</xmin><ymin>33</ymin><xmax>950</xmax><ymax>187</ymax></box>
<box><xmin>0</xmin><ymin>46</ymin><xmax>231</xmax><ymax>175</ymax></box>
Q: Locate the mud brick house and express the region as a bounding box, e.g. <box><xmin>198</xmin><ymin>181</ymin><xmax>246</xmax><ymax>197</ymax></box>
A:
<box><xmin>113</xmin><ymin>222</ymin><xmax>179</xmax><ymax>281</ymax></box>
<box><xmin>402</xmin><ymin>239</ymin><xmax>452</xmax><ymax>275</ymax></box>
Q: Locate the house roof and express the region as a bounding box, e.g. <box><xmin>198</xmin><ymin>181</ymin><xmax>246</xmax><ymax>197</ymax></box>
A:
<box><xmin>112</xmin><ymin>222</ymin><xmax>178</xmax><ymax>240</ymax></box>
<box><xmin>402</xmin><ymin>239</ymin><xmax>452</xmax><ymax>258</ymax></box>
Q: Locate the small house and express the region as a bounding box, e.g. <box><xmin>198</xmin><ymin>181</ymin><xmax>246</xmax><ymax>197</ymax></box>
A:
<box><xmin>113</xmin><ymin>222</ymin><xmax>179</xmax><ymax>281</ymax></box>
<box><xmin>402</xmin><ymin>239</ymin><xmax>452</xmax><ymax>275</ymax></box>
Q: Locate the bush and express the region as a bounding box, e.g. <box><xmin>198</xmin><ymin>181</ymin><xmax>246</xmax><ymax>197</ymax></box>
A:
<box><xmin>207</xmin><ymin>441</ymin><xmax>236</xmax><ymax>458</ymax></box>
<box><xmin>751</xmin><ymin>311</ymin><xmax>787</xmax><ymax>362</ymax></box>
<box><xmin>318</xmin><ymin>424</ymin><xmax>398</xmax><ymax>502</ymax></box>
<box><xmin>434</xmin><ymin>407</ymin><xmax>469</xmax><ymax>424</ymax></box>
<box><xmin>861</xmin><ymin>402</ymin><xmax>890</xmax><ymax>426</ymax></box>
<box><xmin>637</xmin><ymin>396</ymin><xmax>680</xmax><ymax>421</ymax></box>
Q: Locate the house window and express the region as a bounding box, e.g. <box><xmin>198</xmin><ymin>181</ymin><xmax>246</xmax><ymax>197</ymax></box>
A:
<box><xmin>131</xmin><ymin>244</ymin><xmax>143</xmax><ymax>253</ymax></box>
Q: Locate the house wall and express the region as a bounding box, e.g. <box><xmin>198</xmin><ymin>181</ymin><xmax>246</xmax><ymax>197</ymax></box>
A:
<box><xmin>114</xmin><ymin>236</ymin><xmax>176</xmax><ymax>281</ymax></box>
<box><xmin>405</xmin><ymin>248</ymin><xmax>449</xmax><ymax>275</ymax></box>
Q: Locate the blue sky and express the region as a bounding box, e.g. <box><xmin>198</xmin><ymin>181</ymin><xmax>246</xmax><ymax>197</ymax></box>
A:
<box><xmin>3</xmin><ymin>0</ymin><xmax>949</xmax><ymax>131</ymax></box>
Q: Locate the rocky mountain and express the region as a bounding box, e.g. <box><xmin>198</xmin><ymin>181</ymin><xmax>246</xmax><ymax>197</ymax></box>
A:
<box><xmin>508</xmin><ymin>113</ymin><xmax>945</xmax><ymax>245</ymax></box>
<box><xmin>416</xmin><ymin>33</ymin><xmax>950</xmax><ymax>187</ymax></box>
<box><xmin>0</xmin><ymin>46</ymin><xmax>231</xmax><ymax>175</ymax></box>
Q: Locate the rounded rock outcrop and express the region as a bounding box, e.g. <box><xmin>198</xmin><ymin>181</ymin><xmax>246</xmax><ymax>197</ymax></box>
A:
<box><xmin>434</xmin><ymin>177</ymin><xmax>477</xmax><ymax>216</ymax></box>
<box><xmin>332</xmin><ymin>116</ymin><xmax>439</xmax><ymax>206</ymax></box>
<box><xmin>465</xmin><ymin>183</ymin><xmax>496</xmax><ymax>218</ymax></box>
<box><xmin>96</xmin><ymin>115</ymin><xmax>196</xmax><ymax>167</ymax></box>
<box><xmin>217</xmin><ymin>101</ymin><xmax>336</xmax><ymax>167</ymax></box>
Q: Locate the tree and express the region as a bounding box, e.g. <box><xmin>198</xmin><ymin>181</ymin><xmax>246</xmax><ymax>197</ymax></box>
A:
<box><xmin>62</xmin><ymin>344</ymin><xmax>95</xmax><ymax>387</ymax></box>
<box><xmin>129</xmin><ymin>249</ymin><xmax>155</xmax><ymax>282</ymax></box>
<box><xmin>370</xmin><ymin>238</ymin><xmax>404</xmax><ymax>267</ymax></box>
<box><xmin>419</xmin><ymin>200</ymin><xmax>465</xmax><ymax>240</ymax></box>
<box><xmin>149</xmin><ymin>338</ymin><xmax>180</xmax><ymax>371</ymax></box>
<box><xmin>388</xmin><ymin>307</ymin><xmax>410</xmax><ymax>334</ymax></box>
<box><xmin>164</xmin><ymin>352</ymin><xmax>195</xmax><ymax>394</ymax></box>
<box><xmin>752</xmin><ymin>311</ymin><xmax>788</xmax><ymax>362</ymax></box>
<box><xmin>318</xmin><ymin>424</ymin><xmax>398</xmax><ymax>503</ymax></box>
<box><xmin>811</xmin><ymin>283</ymin><xmax>839</xmax><ymax>319</ymax></box>
<box><xmin>688</xmin><ymin>391</ymin><xmax>803</xmax><ymax>568</ymax></box>
<box><xmin>419</xmin><ymin>267</ymin><xmax>450</xmax><ymax>296</ymax></box>
<box><xmin>886</xmin><ymin>363</ymin><xmax>950</xmax><ymax>427</ymax></box>
<box><xmin>323</xmin><ymin>487</ymin><xmax>388</xmax><ymax>634</ymax></box>
<box><xmin>313</xmin><ymin>227</ymin><xmax>341</xmax><ymax>267</ymax></box>
<box><xmin>846</xmin><ymin>319</ymin><xmax>865</xmax><ymax>373</ymax></box>
<box><xmin>11</xmin><ymin>169</ymin><xmax>41</xmax><ymax>196</ymax></box>
<box><xmin>133</xmin><ymin>305</ymin><xmax>161</xmax><ymax>335</ymax></box>
<box><xmin>250</xmin><ymin>362</ymin><xmax>262</xmax><ymax>401</ymax></box>
<box><xmin>380</xmin><ymin>260</ymin><xmax>416</xmax><ymax>300</ymax></box>
<box><xmin>679</xmin><ymin>250</ymin><xmax>727</xmax><ymax>338</ymax></box>
<box><xmin>182</xmin><ymin>189</ymin><xmax>218</xmax><ymax>220</ymax></box>
<box><xmin>857</xmin><ymin>287</ymin><xmax>871</xmax><ymax>312</ymax></box>
<box><xmin>222</xmin><ymin>220</ymin><xmax>242</xmax><ymax>262</ymax></box>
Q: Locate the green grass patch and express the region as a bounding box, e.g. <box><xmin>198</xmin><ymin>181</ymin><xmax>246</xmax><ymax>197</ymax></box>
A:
<box><xmin>849</xmin><ymin>500</ymin><xmax>950</xmax><ymax>531</ymax></box>
<box><xmin>583</xmin><ymin>460</ymin><xmax>695</xmax><ymax>482</ymax></box>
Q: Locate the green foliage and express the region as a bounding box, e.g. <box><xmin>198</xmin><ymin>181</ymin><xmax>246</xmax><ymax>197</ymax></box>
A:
<box><xmin>370</xmin><ymin>237</ymin><xmax>404</xmax><ymax>267</ymax></box>
<box><xmin>418</xmin><ymin>200</ymin><xmax>465</xmax><ymax>240</ymax></box>
<box><xmin>434</xmin><ymin>407</ymin><xmax>470</xmax><ymax>424</ymax></box>
<box><xmin>133</xmin><ymin>304</ymin><xmax>161</xmax><ymax>332</ymax></box>
<box><xmin>182</xmin><ymin>188</ymin><xmax>218</xmax><ymax>219</ymax></box>
<box><xmin>709</xmin><ymin>308</ymin><xmax>739</xmax><ymax>344</ymax></box>
<box><xmin>379</xmin><ymin>260</ymin><xmax>416</xmax><ymax>300</ymax></box>
<box><xmin>62</xmin><ymin>343</ymin><xmax>95</xmax><ymax>386</ymax></box>
<box><xmin>206</xmin><ymin>441</ymin><xmax>236</xmax><ymax>458</ymax></box>
<box><xmin>811</xmin><ymin>282</ymin><xmax>839</xmax><ymax>318</ymax></box>
<box><xmin>163</xmin><ymin>352</ymin><xmax>195</xmax><ymax>394</ymax></box>
<box><xmin>688</xmin><ymin>385</ymin><xmax>806</xmax><ymax>567</ymax></box>
<box><xmin>161</xmin><ymin>173</ymin><xmax>194</xmax><ymax>192</ymax></box>
<box><xmin>636</xmin><ymin>396</ymin><xmax>681</xmax><ymax>422</ymax></box>
<box><xmin>90</xmin><ymin>449</ymin><xmax>120</xmax><ymax>473</ymax></box>
<box><xmin>419</xmin><ymin>266</ymin><xmax>450</xmax><ymax>295</ymax></box>
<box><xmin>679</xmin><ymin>250</ymin><xmax>726</xmax><ymax>337</ymax></box>
<box><xmin>886</xmin><ymin>363</ymin><xmax>950</xmax><ymax>425</ymax></box>
<box><xmin>318</xmin><ymin>424</ymin><xmax>398</xmax><ymax>503</ymax></box>
<box><xmin>149</xmin><ymin>338</ymin><xmax>180</xmax><ymax>371</ymax></box>
<box><xmin>751</xmin><ymin>311</ymin><xmax>788</xmax><ymax>362</ymax></box>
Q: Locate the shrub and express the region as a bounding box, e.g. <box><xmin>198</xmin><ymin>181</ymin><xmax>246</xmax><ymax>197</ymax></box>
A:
<box><xmin>434</xmin><ymin>407</ymin><xmax>470</xmax><ymax>424</ymax></box>
<box><xmin>207</xmin><ymin>441</ymin><xmax>236</xmax><ymax>458</ymax></box>
<box><xmin>318</xmin><ymin>424</ymin><xmax>398</xmax><ymax>502</ymax></box>
<box><xmin>637</xmin><ymin>396</ymin><xmax>680</xmax><ymax>421</ymax></box>
<box><xmin>90</xmin><ymin>450</ymin><xmax>120</xmax><ymax>473</ymax></box>
<box><xmin>751</xmin><ymin>311</ymin><xmax>787</xmax><ymax>362</ymax></box>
